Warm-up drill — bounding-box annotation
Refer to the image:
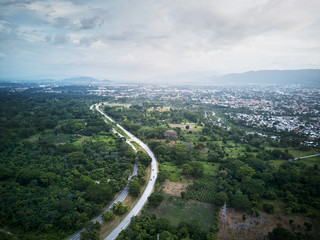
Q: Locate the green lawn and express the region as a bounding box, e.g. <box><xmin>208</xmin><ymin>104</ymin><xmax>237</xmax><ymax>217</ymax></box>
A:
<box><xmin>148</xmin><ymin>194</ymin><xmax>216</xmax><ymax>232</ymax></box>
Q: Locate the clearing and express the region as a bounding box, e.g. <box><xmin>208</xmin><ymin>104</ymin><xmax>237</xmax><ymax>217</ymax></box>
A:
<box><xmin>148</xmin><ymin>194</ymin><xmax>216</xmax><ymax>232</ymax></box>
<box><xmin>218</xmin><ymin>207</ymin><xmax>316</xmax><ymax>240</ymax></box>
<box><xmin>169</xmin><ymin>123</ymin><xmax>202</xmax><ymax>131</ymax></box>
<box><xmin>161</xmin><ymin>179</ymin><xmax>189</xmax><ymax>196</ymax></box>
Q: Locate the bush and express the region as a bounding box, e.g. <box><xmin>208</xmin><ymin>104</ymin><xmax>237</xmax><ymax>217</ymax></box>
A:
<box><xmin>263</xmin><ymin>203</ymin><xmax>274</xmax><ymax>214</ymax></box>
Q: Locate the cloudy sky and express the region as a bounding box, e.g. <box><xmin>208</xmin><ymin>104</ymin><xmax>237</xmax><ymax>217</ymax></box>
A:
<box><xmin>0</xmin><ymin>0</ymin><xmax>319</xmax><ymax>80</ymax></box>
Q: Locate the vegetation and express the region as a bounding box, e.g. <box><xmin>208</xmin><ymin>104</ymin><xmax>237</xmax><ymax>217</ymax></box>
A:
<box><xmin>0</xmin><ymin>90</ymin><xmax>136</xmax><ymax>239</ymax></box>
<box><xmin>1</xmin><ymin>85</ymin><xmax>319</xmax><ymax>239</ymax></box>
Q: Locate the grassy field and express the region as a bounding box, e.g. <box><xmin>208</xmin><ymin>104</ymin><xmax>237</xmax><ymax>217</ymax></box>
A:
<box><xmin>103</xmin><ymin>103</ymin><xmax>131</xmax><ymax>108</ymax></box>
<box><xmin>160</xmin><ymin>162</ymin><xmax>182</xmax><ymax>182</ymax></box>
<box><xmin>147</xmin><ymin>194</ymin><xmax>216</xmax><ymax>232</ymax></box>
<box><xmin>288</xmin><ymin>148</ymin><xmax>320</xmax><ymax>158</ymax></box>
<box><xmin>148</xmin><ymin>107</ymin><xmax>171</xmax><ymax>112</ymax></box>
<box><xmin>298</xmin><ymin>155</ymin><xmax>320</xmax><ymax>166</ymax></box>
<box><xmin>269</xmin><ymin>159</ymin><xmax>287</xmax><ymax>169</ymax></box>
<box><xmin>200</xmin><ymin>161</ymin><xmax>221</xmax><ymax>176</ymax></box>
<box><xmin>169</xmin><ymin>123</ymin><xmax>202</xmax><ymax>131</ymax></box>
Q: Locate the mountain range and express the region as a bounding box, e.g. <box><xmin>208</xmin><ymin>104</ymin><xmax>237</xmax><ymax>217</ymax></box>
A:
<box><xmin>1</xmin><ymin>69</ymin><xmax>319</xmax><ymax>87</ymax></box>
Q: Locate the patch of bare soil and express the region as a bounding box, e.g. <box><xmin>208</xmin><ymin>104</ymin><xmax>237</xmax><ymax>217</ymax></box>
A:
<box><xmin>218</xmin><ymin>208</ymin><xmax>316</xmax><ymax>240</ymax></box>
<box><xmin>161</xmin><ymin>179</ymin><xmax>189</xmax><ymax>196</ymax></box>
<box><xmin>27</xmin><ymin>137</ymin><xmax>38</xmax><ymax>142</ymax></box>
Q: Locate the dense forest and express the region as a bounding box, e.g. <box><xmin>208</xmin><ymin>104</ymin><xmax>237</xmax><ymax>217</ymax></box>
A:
<box><xmin>0</xmin><ymin>90</ymin><xmax>136</xmax><ymax>239</ymax></box>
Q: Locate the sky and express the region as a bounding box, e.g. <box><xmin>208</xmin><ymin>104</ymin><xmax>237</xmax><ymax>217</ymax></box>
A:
<box><xmin>0</xmin><ymin>0</ymin><xmax>320</xmax><ymax>81</ymax></box>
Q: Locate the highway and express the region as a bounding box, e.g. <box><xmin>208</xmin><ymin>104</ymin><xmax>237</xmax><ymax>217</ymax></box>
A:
<box><xmin>293</xmin><ymin>153</ymin><xmax>320</xmax><ymax>160</ymax></box>
<box><xmin>69</xmin><ymin>103</ymin><xmax>143</xmax><ymax>240</ymax></box>
<box><xmin>97</xmin><ymin>103</ymin><xmax>158</xmax><ymax>240</ymax></box>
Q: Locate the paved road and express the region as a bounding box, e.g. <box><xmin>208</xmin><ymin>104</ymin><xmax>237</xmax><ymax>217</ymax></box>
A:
<box><xmin>69</xmin><ymin>104</ymin><xmax>140</xmax><ymax>240</ymax></box>
<box><xmin>293</xmin><ymin>153</ymin><xmax>320</xmax><ymax>160</ymax></box>
<box><xmin>96</xmin><ymin>103</ymin><xmax>158</xmax><ymax>240</ymax></box>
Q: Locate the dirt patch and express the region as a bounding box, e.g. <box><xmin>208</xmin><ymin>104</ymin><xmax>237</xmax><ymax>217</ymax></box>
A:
<box><xmin>161</xmin><ymin>179</ymin><xmax>189</xmax><ymax>196</ymax></box>
<box><xmin>218</xmin><ymin>208</ymin><xmax>316</xmax><ymax>240</ymax></box>
<box><xmin>27</xmin><ymin>137</ymin><xmax>39</xmax><ymax>142</ymax></box>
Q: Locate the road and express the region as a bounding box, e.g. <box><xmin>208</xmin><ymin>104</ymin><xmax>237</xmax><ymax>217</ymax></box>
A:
<box><xmin>96</xmin><ymin>103</ymin><xmax>158</xmax><ymax>240</ymax></box>
<box><xmin>293</xmin><ymin>153</ymin><xmax>320</xmax><ymax>160</ymax></box>
<box><xmin>69</xmin><ymin>103</ymin><xmax>143</xmax><ymax>240</ymax></box>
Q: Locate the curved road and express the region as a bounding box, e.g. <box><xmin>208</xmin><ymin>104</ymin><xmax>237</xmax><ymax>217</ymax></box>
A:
<box><xmin>70</xmin><ymin>103</ymin><xmax>157</xmax><ymax>240</ymax></box>
<box><xmin>96</xmin><ymin>103</ymin><xmax>158</xmax><ymax>240</ymax></box>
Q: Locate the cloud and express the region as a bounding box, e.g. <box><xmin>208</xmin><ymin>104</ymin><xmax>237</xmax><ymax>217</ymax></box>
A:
<box><xmin>79</xmin><ymin>16</ymin><xmax>104</xmax><ymax>30</ymax></box>
<box><xmin>0</xmin><ymin>0</ymin><xmax>319</xmax><ymax>79</ymax></box>
<box><xmin>46</xmin><ymin>33</ymin><xmax>70</xmax><ymax>44</ymax></box>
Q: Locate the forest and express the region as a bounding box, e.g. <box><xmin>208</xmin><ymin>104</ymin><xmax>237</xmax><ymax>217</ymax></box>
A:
<box><xmin>0</xmin><ymin>90</ymin><xmax>137</xmax><ymax>239</ymax></box>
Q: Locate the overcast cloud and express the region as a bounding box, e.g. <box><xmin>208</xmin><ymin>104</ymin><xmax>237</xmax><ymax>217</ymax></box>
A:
<box><xmin>0</xmin><ymin>0</ymin><xmax>319</xmax><ymax>80</ymax></box>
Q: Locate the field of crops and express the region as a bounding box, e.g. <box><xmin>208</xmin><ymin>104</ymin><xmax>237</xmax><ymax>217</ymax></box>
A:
<box><xmin>185</xmin><ymin>175</ymin><xmax>216</xmax><ymax>203</ymax></box>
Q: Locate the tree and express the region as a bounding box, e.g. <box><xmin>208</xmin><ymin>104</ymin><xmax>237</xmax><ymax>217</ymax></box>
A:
<box><xmin>235</xmin><ymin>164</ymin><xmax>256</xmax><ymax>181</ymax></box>
<box><xmin>129</xmin><ymin>179</ymin><xmax>141</xmax><ymax>197</ymax></box>
<box><xmin>268</xmin><ymin>227</ymin><xmax>297</xmax><ymax>240</ymax></box>
<box><xmin>263</xmin><ymin>203</ymin><xmax>274</xmax><ymax>214</ymax></box>
<box><xmin>214</xmin><ymin>192</ymin><xmax>228</xmax><ymax>206</ymax></box>
<box><xmin>148</xmin><ymin>192</ymin><xmax>164</xmax><ymax>207</ymax></box>
<box><xmin>230</xmin><ymin>191</ymin><xmax>252</xmax><ymax>210</ymax></box>
<box><xmin>102</xmin><ymin>211</ymin><xmax>115</xmax><ymax>222</ymax></box>
<box><xmin>84</xmin><ymin>183</ymin><xmax>114</xmax><ymax>204</ymax></box>
<box><xmin>112</xmin><ymin>201</ymin><xmax>127</xmax><ymax>215</ymax></box>
<box><xmin>137</xmin><ymin>151</ymin><xmax>152</xmax><ymax>167</ymax></box>
<box><xmin>304</xmin><ymin>222</ymin><xmax>312</xmax><ymax>232</ymax></box>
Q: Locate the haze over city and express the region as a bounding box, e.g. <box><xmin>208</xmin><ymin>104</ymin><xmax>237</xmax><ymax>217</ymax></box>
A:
<box><xmin>1</xmin><ymin>0</ymin><xmax>320</xmax><ymax>81</ymax></box>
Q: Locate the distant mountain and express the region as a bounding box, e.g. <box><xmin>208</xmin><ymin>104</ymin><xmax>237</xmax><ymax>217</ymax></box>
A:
<box><xmin>136</xmin><ymin>69</ymin><xmax>320</xmax><ymax>86</ymax></box>
<box><xmin>0</xmin><ymin>76</ymin><xmax>111</xmax><ymax>86</ymax></box>
<box><xmin>212</xmin><ymin>69</ymin><xmax>320</xmax><ymax>86</ymax></box>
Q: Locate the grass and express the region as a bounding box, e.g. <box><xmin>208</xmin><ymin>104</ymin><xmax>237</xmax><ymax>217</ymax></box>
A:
<box><xmin>259</xmin><ymin>199</ymin><xmax>286</xmax><ymax>215</ymax></box>
<box><xmin>147</xmin><ymin>107</ymin><xmax>171</xmax><ymax>112</ymax></box>
<box><xmin>269</xmin><ymin>160</ymin><xmax>287</xmax><ymax>169</ymax></box>
<box><xmin>41</xmin><ymin>133</ymin><xmax>75</xmax><ymax>144</ymax></box>
<box><xmin>147</xmin><ymin>194</ymin><xmax>216</xmax><ymax>232</ymax></box>
<box><xmin>288</xmin><ymin>148</ymin><xmax>320</xmax><ymax>158</ymax></box>
<box><xmin>160</xmin><ymin>162</ymin><xmax>182</xmax><ymax>182</ymax></box>
<box><xmin>169</xmin><ymin>123</ymin><xmax>202</xmax><ymax>131</ymax></box>
<box><xmin>298</xmin><ymin>156</ymin><xmax>320</xmax><ymax>166</ymax></box>
<box><xmin>200</xmin><ymin>161</ymin><xmax>220</xmax><ymax>176</ymax></box>
<box><xmin>103</xmin><ymin>103</ymin><xmax>131</xmax><ymax>108</ymax></box>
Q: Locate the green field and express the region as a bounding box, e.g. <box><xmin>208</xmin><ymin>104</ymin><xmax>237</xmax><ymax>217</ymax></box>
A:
<box><xmin>269</xmin><ymin>159</ymin><xmax>287</xmax><ymax>169</ymax></box>
<box><xmin>160</xmin><ymin>162</ymin><xmax>182</xmax><ymax>182</ymax></box>
<box><xmin>148</xmin><ymin>194</ymin><xmax>216</xmax><ymax>231</ymax></box>
<box><xmin>298</xmin><ymin>155</ymin><xmax>320</xmax><ymax>166</ymax></box>
<box><xmin>200</xmin><ymin>161</ymin><xmax>220</xmax><ymax>176</ymax></box>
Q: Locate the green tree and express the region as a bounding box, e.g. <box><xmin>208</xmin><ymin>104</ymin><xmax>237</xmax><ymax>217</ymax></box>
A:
<box><xmin>112</xmin><ymin>202</ymin><xmax>127</xmax><ymax>215</ymax></box>
<box><xmin>235</xmin><ymin>164</ymin><xmax>256</xmax><ymax>181</ymax></box>
<box><xmin>102</xmin><ymin>211</ymin><xmax>115</xmax><ymax>222</ymax></box>
<box><xmin>129</xmin><ymin>179</ymin><xmax>141</xmax><ymax>197</ymax></box>
<box><xmin>148</xmin><ymin>192</ymin><xmax>164</xmax><ymax>207</ymax></box>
